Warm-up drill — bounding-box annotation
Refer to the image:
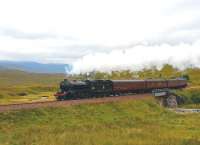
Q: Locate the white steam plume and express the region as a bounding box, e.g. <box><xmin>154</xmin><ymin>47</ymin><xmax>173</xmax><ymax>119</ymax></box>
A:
<box><xmin>70</xmin><ymin>41</ymin><xmax>200</xmax><ymax>74</ymax></box>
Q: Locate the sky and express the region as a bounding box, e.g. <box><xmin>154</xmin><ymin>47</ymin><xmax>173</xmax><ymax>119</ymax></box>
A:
<box><xmin>0</xmin><ymin>0</ymin><xmax>200</xmax><ymax>73</ymax></box>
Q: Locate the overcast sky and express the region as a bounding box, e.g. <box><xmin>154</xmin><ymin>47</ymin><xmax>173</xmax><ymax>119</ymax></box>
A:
<box><xmin>0</xmin><ymin>0</ymin><xmax>200</xmax><ymax>72</ymax></box>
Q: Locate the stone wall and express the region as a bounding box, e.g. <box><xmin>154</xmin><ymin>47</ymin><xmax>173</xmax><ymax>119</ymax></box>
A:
<box><xmin>155</xmin><ymin>95</ymin><xmax>178</xmax><ymax>108</ymax></box>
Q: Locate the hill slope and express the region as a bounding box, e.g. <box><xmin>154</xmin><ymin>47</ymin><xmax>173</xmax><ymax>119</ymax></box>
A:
<box><xmin>0</xmin><ymin>69</ymin><xmax>65</xmax><ymax>86</ymax></box>
<box><xmin>0</xmin><ymin>61</ymin><xmax>70</xmax><ymax>73</ymax></box>
<box><xmin>0</xmin><ymin>99</ymin><xmax>199</xmax><ymax>145</ymax></box>
<box><xmin>0</xmin><ymin>69</ymin><xmax>65</xmax><ymax>104</ymax></box>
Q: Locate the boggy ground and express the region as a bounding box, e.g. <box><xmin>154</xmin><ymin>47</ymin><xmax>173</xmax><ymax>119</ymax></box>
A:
<box><xmin>0</xmin><ymin>98</ymin><xmax>199</xmax><ymax>145</ymax></box>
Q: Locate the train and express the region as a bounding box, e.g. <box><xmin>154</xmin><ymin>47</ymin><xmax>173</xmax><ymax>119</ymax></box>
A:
<box><xmin>54</xmin><ymin>78</ymin><xmax>187</xmax><ymax>100</ymax></box>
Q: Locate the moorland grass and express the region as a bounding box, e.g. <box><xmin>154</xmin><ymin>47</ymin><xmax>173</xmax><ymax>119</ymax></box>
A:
<box><xmin>0</xmin><ymin>69</ymin><xmax>64</xmax><ymax>104</ymax></box>
<box><xmin>0</xmin><ymin>98</ymin><xmax>199</xmax><ymax>145</ymax></box>
<box><xmin>0</xmin><ymin>67</ymin><xmax>200</xmax><ymax>145</ymax></box>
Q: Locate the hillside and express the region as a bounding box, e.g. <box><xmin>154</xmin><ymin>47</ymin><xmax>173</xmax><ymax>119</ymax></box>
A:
<box><xmin>0</xmin><ymin>99</ymin><xmax>199</xmax><ymax>145</ymax></box>
<box><xmin>0</xmin><ymin>69</ymin><xmax>65</xmax><ymax>104</ymax></box>
<box><xmin>0</xmin><ymin>66</ymin><xmax>199</xmax><ymax>145</ymax></box>
<box><xmin>0</xmin><ymin>69</ymin><xmax>65</xmax><ymax>86</ymax></box>
<box><xmin>0</xmin><ymin>61</ymin><xmax>70</xmax><ymax>73</ymax></box>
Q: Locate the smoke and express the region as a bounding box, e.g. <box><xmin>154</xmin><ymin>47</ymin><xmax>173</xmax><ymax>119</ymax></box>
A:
<box><xmin>70</xmin><ymin>41</ymin><xmax>200</xmax><ymax>74</ymax></box>
<box><xmin>64</xmin><ymin>65</ymin><xmax>73</xmax><ymax>77</ymax></box>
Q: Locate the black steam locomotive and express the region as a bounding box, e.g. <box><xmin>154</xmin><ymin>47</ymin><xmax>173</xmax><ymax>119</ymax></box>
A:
<box><xmin>54</xmin><ymin>78</ymin><xmax>187</xmax><ymax>100</ymax></box>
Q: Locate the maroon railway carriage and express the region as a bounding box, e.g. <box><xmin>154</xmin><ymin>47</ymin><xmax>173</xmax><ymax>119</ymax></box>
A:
<box><xmin>167</xmin><ymin>79</ymin><xmax>187</xmax><ymax>88</ymax></box>
<box><xmin>145</xmin><ymin>79</ymin><xmax>168</xmax><ymax>90</ymax></box>
<box><xmin>111</xmin><ymin>79</ymin><xmax>187</xmax><ymax>94</ymax></box>
<box><xmin>112</xmin><ymin>80</ymin><xmax>146</xmax><ymax>93</ymax></box>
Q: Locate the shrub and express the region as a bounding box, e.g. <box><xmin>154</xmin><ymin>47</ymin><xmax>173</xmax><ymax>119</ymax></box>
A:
<box><xmin>17</xmin><ymin>92</ymin><xmax>27</xmax><ymax>96</ymax></box>
<box><xmin>177</xmin><ymin>90</ymin><xmax>200</xmax><ymax>104</ymax></box>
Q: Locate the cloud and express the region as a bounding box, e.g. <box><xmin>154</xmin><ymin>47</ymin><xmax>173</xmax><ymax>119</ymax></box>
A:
<box><xmin>0</xmin><ymin>0</ymin><xmax>200</xmax><ymax>72</ymax></box>
<box><xmin>0</xmin><ymin>27</ymin><xmax>75</xmax><ymax>40</ymax></box>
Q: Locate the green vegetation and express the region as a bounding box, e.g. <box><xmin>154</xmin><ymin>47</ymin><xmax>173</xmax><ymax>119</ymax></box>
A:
<box><xmin>0</xmin><ymin>65</ymin><xmax>200</xmax><ymax>145</ymax></box>
<box><xmin>0</xmin><ymin>99</ymin><xmax>199</xmax><ymax>145</ymax></box>
<box><xmin>72</xmin><ymin>64</ymin><xmax>200</xmax><ymax>86</ymax></box>
<box><xmin>0</xmin><ymin>69</ymin><xmax>65</xmax><ymax>104</ymax></box>
<box><xmin>176</xmin><ymin>87</ymin><xmax>200</xmax><ymax>108</ymax></box>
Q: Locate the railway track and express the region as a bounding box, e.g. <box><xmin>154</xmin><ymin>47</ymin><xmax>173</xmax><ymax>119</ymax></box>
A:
<box><xmin>0</xmin><ymin>93</ymin><xmax>151</xmax><ymax>112</ymax></box>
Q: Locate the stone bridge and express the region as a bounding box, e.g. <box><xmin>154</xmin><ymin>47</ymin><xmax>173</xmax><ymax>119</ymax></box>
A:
<box><xmin>152</xmin><ymin>89</ymin><xmax>183</xmax><ymax>108</ymax></box>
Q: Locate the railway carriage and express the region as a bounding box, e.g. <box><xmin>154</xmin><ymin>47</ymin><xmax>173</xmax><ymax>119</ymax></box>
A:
<box><xmin>167</xmin><ymin>79</ymin><xmax>187</xmax><ymax>88</ymax></box>
<box><xmin>112</xmin><ymin>80</ymin><xmax>146</xmax><ymax>94</ymax></box>
<box><xmin>146</xmin><ymin>80</ymin><xmax>168</xmax><ymax>90</ymax></box>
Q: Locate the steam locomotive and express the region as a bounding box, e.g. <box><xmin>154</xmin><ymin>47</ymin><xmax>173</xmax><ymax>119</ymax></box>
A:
<box><xmin>54</xmin><ymin>78</ymin><xmax>187</xmax><ymax>100</ymax></box>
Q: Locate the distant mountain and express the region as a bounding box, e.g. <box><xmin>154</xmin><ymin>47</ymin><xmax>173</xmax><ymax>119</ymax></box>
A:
<box><xmin>0</xmin><ymin>65</ymin><xmax>7</xmax><ymax>70</ymax></box>
<box><xmin>0</xmin><ymin>61</ymin><xmax>71</xmax><ymax>73</ymax></box>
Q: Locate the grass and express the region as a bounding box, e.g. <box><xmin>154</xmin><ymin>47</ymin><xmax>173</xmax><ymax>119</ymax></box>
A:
<box><xmin>0</xmin><ymin>98</ymin><xmax>200</xmax><ymax>145</ymax></box>
<box><xmin>0</xmin><ymin>69</ymin><xmax>64</xmax><ymax>86</ymax></box>
<box><xmin>0</xmin><ymin>92</ymin><xmax>55</xmax><ymax>105</ymax></box>
<box><xmin>0</xmin><ymin>69</ymin><xmax>200</xmax><ymax>144</ymax></box>
<box><xmin>0</xmin><ymin>69</ymin><xmax>64</xmax><ymax>104</ymax></box>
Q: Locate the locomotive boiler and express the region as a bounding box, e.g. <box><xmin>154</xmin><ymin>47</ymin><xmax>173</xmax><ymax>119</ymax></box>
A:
<box><xmin>54</xmin><ymin>78</ymin><xmax>187</xmax><ymax>100</ymax></box>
